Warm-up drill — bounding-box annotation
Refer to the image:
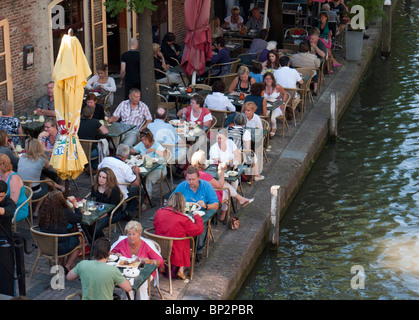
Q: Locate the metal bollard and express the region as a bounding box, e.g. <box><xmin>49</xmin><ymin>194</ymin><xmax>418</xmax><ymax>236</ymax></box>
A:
<box><xmin>330</xmin><ymin>92</ymin><xmax>338</xmax><ymax>140</ymax></box>
<box><xmin>270</xmin><ymin>185</ymin><xmax>281</xmax><ymax>247</ymax></box>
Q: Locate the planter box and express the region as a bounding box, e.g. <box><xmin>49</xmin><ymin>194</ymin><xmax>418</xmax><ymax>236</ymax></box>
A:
<box><xmin>345</xmin><ymin>30</ymin><xmax>365</xmax><ymax>61</ymax></box>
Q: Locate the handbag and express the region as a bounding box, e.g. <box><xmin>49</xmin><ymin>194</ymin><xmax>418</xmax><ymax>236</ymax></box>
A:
<box><xmin>230</xmin><ymin>216</ymin><xmax>240</xmax><ymax>230</ymax></box>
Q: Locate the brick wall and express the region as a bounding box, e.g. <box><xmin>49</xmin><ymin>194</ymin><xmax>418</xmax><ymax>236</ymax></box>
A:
<box><xmin>0</xmin><ymin>0</ymin><xmax>53</xmax><ymax>114</ymax></box>
<box><xmin>172</xmin><ymin>0</ymin><xmax>187</xmax><ymax>48</ymax></box>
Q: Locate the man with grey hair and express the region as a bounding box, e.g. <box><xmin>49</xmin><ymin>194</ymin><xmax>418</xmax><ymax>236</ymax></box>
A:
<box><xmin>98</xmin><ymin>143</ymin><xmax>141</xmax><ymax>215</ymax></box>
<box><xmin>120</xmin><ymin>38</ymin><xmax>141</xmax><ymax>100</ymax></box>
<box><xmin>35</xmin><ymin>81</ymin><xmax>56</xmax><ymax>117</ymax></box>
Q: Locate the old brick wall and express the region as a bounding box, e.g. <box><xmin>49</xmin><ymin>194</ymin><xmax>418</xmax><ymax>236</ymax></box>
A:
<box><xmin>0</xmin><ymin>0</ymin><xmax>53</xmax><ymax>114</ymax></box>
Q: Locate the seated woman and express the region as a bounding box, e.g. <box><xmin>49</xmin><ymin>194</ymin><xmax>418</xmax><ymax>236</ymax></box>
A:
<box><xmin>82</xmin><ymin>92</ymin><xmax>105</xmax><ymax>120</ymax></box>
<box><xmin>130</xmin><ymin>128</ymin><xmax>167</xmax><ymax>211</ymax></box>
<box><xmin>262</xmin><ymin>72</ymin><xmax>288</xmax><ymax>137</ymax></box>
<box><xmin>191</xmin><ymin>150</ymin><xmax>253</xmax><ymax>222</ymax></box>
<box><xmin>84</xmin><ymin>64</ymin><xmax>116</xmax><ymax>106</ymax></box>
<box><xmin>243</xmin><ymin>82</ymin><xmax>267</xmax><ymax>116</ymax></box>
<box><xmin>318</xmin><ymin>12</ymin><xmax>342</xmax><ymax>74</ymax></box>
<box><xmin>222</xmin><ymin>5</ymin><xmax>243</xmax><ymax>30</ymax></box>
<box><xmin>38</xmin><ymin>191</ymin><xmax>82</xmax><ymax>274</ymax></box>
<box><xmin>177</xmin><ymin>94</ymin><xmax>212</xmax><ymax>128</ymax></box>
<box><xmin>0</xmin><ymin>130</ymin><xmax>19</xmax><ymax>172</ymax></box>
<box><xmin>227</xmin><ymin>113</ymin><xmax>264</xmax><ymax>182</ymax></box>
<box><xmin>0</xmin><ymin>154</ymin><xmax>29</xmax><ymax>223</ymax></box>
<box><xmin>153</xmin><ymin>43</ymin><xmax>183</xmax><ymax>86</ymax></box>
<box><xmin>0</xmin><ymin>100</ymin><xmax>24</xmax><ymax>147</ymax></box>
<box><xmin>243</xmin><ymin>101</ymin><xmax>262</xmax><ymax>129</ymax></box>
<box><xmin>111</xmin><ymin>220</ymin><xmax>163</xmax><ymax>300</ymax></box>
<box><xmin>17</xmin><ymin>138</ymin><xmax>62</xmax><ymax>217</ymax></box>
<box><xmin>160</xmin><ymin>32</ymin><xmax>182</xmax><ymax>67</ymax></box>
<box><xmin>89</xmin><ymin>167</ymin><xmax>123</xmax><ymax>239</ymax></box>
<box><xmin>228</xmin><ymin>65</ymin><xmax>256</xmax><ymax>94</ymax></box>
<box><xmin>153</xmin><ymin>192</ymin><xmax>203</xmax><ymax>280</ymax></box>
<box><xmin>262</xmin><ymin>49</ymin><xmax>281</xmax><ymax>70</ymax></box>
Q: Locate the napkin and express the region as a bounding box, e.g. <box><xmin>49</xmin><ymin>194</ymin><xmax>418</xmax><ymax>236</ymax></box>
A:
<box><xmin>139</xmin><ymin>167</ymin><xmax>148</xmax><ymax>173</ymax></box>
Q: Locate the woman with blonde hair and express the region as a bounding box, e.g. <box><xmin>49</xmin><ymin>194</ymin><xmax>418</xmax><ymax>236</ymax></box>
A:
<box><xmin>111</xmin><ymin>220</ymin><xmax>163</xmax><ymax>300</ymax></box>
<box><xmin>17</xmin><ymin>138</ymin><xmax>62</xmax><ymax>217</ymax></box>
<box><xmin>228</xmin><ymin>65</ymin><xmax>256</xmax><ymax>94</ymax></box>
<box><xmin>0</xmin><ymin>154</ymin><xmax>29</xmax><ymax>224</ymax></box>
<box><xmin>154</xmin><ymin>192</ymin><xmax>203</xmax><ymax>279</ymax></box>
<box><xmin>90</xmin><ymin>167</ymin><xmax>124</xmax><ymax>238</ymax></box>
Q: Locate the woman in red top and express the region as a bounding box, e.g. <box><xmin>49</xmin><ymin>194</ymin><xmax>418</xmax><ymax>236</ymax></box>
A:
<box><xmin>153</xmin><ymin>192</ymin><xmax>203</xmax><ymax>280</ymax></box>
<box><xmin>176</xmin><ymin>94</ymin><xmax>212</xmax><ymax>128</ymax></box>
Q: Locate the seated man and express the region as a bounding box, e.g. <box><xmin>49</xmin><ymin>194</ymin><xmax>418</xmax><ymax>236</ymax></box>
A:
<box><xmin>290</xmin><ymin>42</ymin><xmax>320</xmax><ymax>93</ymax></box>
<box><xmin>204</xmin><ymin>81</ymin><xmax>236</xmax><ymax>111</ymax></box>
<box><xmin>67</xmin><ymin>237</ymin><xmax>132</xmax><ymax>300</ymax></box>
<box><xmin>82</xmin><ymin>92</ymin><xmax>105</xmax><ymax>120</ymax></box>
<box><xmin>78</xmin><ymin>106</ymin><xmax>109</xmax><ymax>172</ymax></box>
<box><xmin>273</xmin><ymin>56</ymin><xmax>303</xmax><ymax>98</ymax></box>
<box><xmin>106</xmin><ymin>88</ymin><xmax>152</xmax><ymax>147</ymax></box>
<box><xmin>172</xmin><ymin>166</ymin><xmax>219</xmax><ymax>260</ymax></box>
<box><xmin>147</xmin><ymin>107</ymin><xmax>187</xmax><ymax>165</ymax></box>
<box><xmin>306</xmin><ymin>27</ymin><xmax>327</xmax><ymax>60</ymax></box>
<box><xmin>247</xmin><ymin>28</ymin><xmax>268</xmax><ymax>56</ymax></box>
<box><xmin>210</xmin><ymin>37</ymin><xmax>231</xmax><ymax>77</ymax></box>
<box><xmin>98</xmin><ymin>144</ymin><xmax>141</xmax><ymax>216</ymax></box>
<box><xmin>245</xmin><ymin>7</ymin><xmax>270</xmax><ymax>33</ymax></box>
<box><xmin>35</xmin><ymin>81</ymin><xmax>56</xmax><ymax>117</ymax></box>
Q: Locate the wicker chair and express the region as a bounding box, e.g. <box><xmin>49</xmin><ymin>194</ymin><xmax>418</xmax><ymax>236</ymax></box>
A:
<box><xmin>156</xmin><ymin>149</ymin><xmax>173</xmax><ymax>207</ymax></box>
<box><xmin>208</xmin><ymin>109</ymin><xmax>235</xmax><ymax>129</ymax></box>
<box><xmin>214</xmin><ymin>187</ymin><xmax>231</xmax><ymax>227</ymax></box>
<box><xmin>118</xmin><ymin>182</ymin><xmax>142</xmax><ymax>221</ymax></box>
<box><xmin>260</xmin><ymin>118</ymin><xmax>270</xmax><ymax>162</ymax></box>
<box><xmin>29</xmin><ymin>225</ymin><xmax>85</xmax><ymax>282</ymax></box>
<box><xmin>143</xmin><ymin>227</ymin><xmax>195</xmax><ymax>295</ymax></box>
<box><xmin>23</xmin><ymin>179</ymin><xmax>55</xmax><ymax>225</ymax></box>
<box><xmin>79</xmin><ymin>139</ymin><xmax>101</xmax><ymax>185</ymax></box>
<box><xmin>12</xmin><ymin>186</ymin><xmax>33</xmax><ymax>232</ymax></box>
<box><xmin>296</xmin><ymin>68</ymin><xmax>317</xmax><ymax>117</ymax></box>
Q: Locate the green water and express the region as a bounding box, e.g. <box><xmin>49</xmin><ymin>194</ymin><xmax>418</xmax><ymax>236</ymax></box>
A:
<box><xmin>236</xmin><ymin>0</ymin><xmax>419</xmax><ymax>300</ymax></box>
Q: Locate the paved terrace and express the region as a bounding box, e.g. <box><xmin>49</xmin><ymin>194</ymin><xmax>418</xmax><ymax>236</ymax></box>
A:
<box><xmin>15</xmin><ymin>22</ymin><xmax>383</xmax><ymax>300</ymax></box>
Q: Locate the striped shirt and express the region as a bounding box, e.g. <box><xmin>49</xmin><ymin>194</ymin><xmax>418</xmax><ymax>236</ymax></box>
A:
<box><xmin>113</xmin><ymin>100</ymin><xmax>152</xmax><ymax>128</ymax></box>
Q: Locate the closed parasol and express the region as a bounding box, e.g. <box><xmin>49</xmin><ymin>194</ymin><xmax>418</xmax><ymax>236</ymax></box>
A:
<box><xmin>181</xmin><ymin>0</ymin><xmax>212</xmax><ymax>79</ymax></box>
<box><xmin>50</xmin><ymin>30</ymin><xmax>91</xmax><ymax>181</ymax></box>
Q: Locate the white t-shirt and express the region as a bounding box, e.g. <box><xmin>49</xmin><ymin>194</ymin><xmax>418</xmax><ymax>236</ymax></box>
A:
<box><xmin>209</xmin><ymin>139</ymin><xmax>238</xmax><ymax>163</ymax></box>
<box><xmin>204</xmin><ymin>92</ymin><xmax>236</xmax><ymax>111</ymax></box>
<box><xmin>98</xmin><ymin>156</ymin><xmax>137</xmax><ymax>199</ymax></box>
<box><xmin>246</xmin><ymin>113</ymin><xmax>262</xmax><ymax>129</ymax></box>
<box><xmin>273</xmin><ymin>67</ymin><xmax>302</xmax><ymax>89</ymax></box>
<box><xmin>224</xmin><ymin>15</ymin><xmax>244</xmax><ymax>30</ymax></box>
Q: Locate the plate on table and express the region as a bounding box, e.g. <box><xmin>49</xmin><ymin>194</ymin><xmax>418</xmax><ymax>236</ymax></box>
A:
<box><xmin>185</xmin><ymin>202</ymin><xmax>201</xmax><ymax>212</ymax></box>
<box><xmin>118</xmin><ymin>259</ymin><xmax>140</xmax><ymax>269</ymax></box>
<box><xmin>193</xmin><ymin>210</ymin><xmax>205</xmax><ymax>217</ymax></box>
<box><xmin>227</xmin><ymin>170</ymin><xmax>238</xmax><ymax>177</ymax></box>
<box><xmin>169</xmin><ymin>119</ymin><xmax>182</xmax><ymax>126</ymax></box>
<box><xmin>83</xmin><ymin>211</ymin><xmax>92</xmax><ymax>216</ymax></box>
<box><xmin>108</xmin><ymin>254</ymin><xmax>119</xmax><ymax>262</ymax></box>
<box><xmin>88</xmin><ymin>205</ymin><xmax>97</xmax><ymax>211</ymax></box>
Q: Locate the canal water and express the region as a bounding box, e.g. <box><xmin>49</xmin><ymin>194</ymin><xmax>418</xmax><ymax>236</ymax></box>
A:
<box><xmin>236</xmin><ymin>0</ymin><xmax>419</xmax><ymax>300</ymax></box>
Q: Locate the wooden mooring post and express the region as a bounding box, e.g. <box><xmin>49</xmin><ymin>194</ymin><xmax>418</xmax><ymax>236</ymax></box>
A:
<box><xmin>330</xmin><ymin>92</ymin><xmax>338</xmax><ymax>140</ymax></box>
<box><xmin>381</xmin><ymin>0</ymin><xmax>392</xmax><ymax>57</ymax></box>
<box><xmin>270</xmin><ymin>185</ymin><xmax>281</xmax><ymax>247</ymax></box>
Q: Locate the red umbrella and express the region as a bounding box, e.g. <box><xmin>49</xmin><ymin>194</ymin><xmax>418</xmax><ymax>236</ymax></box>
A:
<box><xmin>181</xmin><ymin>0</ymin><xmax>212</xmax><ymax>77</ymax></box>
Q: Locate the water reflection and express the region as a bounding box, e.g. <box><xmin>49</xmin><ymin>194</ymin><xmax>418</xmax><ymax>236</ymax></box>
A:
<box><xmin>236</xmin><ymin>0</ymin><xmax>419</xmax><ymax>300</ymax></box>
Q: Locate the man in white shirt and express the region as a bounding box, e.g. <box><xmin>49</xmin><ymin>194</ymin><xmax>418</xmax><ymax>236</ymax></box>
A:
<box><xmin>273</xmin><ymin>56</ymin><xmax>303</xmax><ymax>90</ymax></box>
<box><xmin>204</xmin><ymin>81</ymin><xmax>236</xmax><ymax>112</ymax></box>
<box><xmin>98</xmin><ymin>144</ymin><xmax>141</xmax><ymax>215</ymax></box>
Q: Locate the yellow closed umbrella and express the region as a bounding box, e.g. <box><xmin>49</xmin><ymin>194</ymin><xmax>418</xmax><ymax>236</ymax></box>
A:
<box><xmin>50</xmin><ymin>31</ymin><xmax>91</xmax><ymax>181</ymax></box>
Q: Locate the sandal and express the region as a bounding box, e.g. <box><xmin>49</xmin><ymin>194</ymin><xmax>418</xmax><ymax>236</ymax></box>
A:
<box><xmin>176</xmin><ymin>270</ymin><xmax>186</xmax><ymax>280</ymax></box>
<box><xmin>240</xmin><ymin>198</ymin><xmax>254</xmax><ymax>209</ymax></box>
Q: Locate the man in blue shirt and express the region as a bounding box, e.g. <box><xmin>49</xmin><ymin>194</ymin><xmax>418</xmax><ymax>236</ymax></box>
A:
<box><xmin>148</xmin><ymin>107</ymin><xmax>187</xmax><ymax>165</ymax></box>
<box><xmin>172</xmin><ymin>166</ymin><xmax>219</xmax><ymax>259</ymax></box>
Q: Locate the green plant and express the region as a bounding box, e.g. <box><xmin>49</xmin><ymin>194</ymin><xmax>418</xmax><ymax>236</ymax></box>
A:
<box><xmin>104</xmin><ymin>0</ymin><xmax>157</xmax><ymax>17</ymax></box>
<box><xmin>348</xmin><ymin>0</ymin><xmax>386</xmax><ymax>26</ymax></box>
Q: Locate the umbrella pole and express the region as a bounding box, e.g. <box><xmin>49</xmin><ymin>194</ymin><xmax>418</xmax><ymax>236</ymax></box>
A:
<box><xmin>64</xmin><ymin>180</ymin><xmax>70</xmax><ymax>198</ymax></box>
